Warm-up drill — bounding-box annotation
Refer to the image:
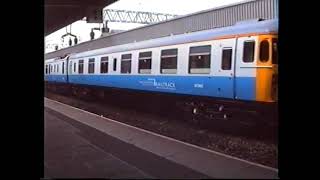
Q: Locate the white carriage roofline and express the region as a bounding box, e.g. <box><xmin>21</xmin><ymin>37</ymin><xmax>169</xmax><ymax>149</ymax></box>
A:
<box><xmin>46</xmin><ymin>18</ymin><xmax>277</xmax><ymax>61</ymax></box>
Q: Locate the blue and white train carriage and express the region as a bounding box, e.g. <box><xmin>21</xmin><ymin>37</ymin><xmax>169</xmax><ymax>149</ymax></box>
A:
<box><xmin>45</xmin><ymin>18</ymin><xmax>278</xmax><ymax>108</ymax></box>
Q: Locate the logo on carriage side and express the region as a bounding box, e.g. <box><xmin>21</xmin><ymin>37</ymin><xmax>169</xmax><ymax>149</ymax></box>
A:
<box><xmin>139</xmin><ymin>78</ymin><xmax>176</xmax><ymax>90</ymax></box>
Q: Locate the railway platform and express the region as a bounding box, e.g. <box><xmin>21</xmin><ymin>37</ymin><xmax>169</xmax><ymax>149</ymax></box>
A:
<box><xmin>44</xmin><ymin>98</ymin><xmax>278</xmax><ymax>179</ymax></box>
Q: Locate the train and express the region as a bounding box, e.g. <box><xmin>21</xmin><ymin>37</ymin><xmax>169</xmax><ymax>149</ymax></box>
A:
<box><xmin>45</xmin><ymin>18</ymin><xmax>278</xmax><ymax>127</ymax></box>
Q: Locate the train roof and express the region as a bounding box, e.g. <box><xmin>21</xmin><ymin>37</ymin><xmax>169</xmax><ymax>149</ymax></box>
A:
<box><xmin>45</xmin><ymin>58</ymin><xmax>55</xmax><ymax>63</ymax></box>
<box><xmin>67</xmin><ymin>18</ymin><xmax>278</xmax><ymax>59</ymax></box>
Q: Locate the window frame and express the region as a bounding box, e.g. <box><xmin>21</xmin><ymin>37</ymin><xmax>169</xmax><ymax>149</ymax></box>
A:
<box><xmin>188</xmin><ymin>45</ymin><xmax>211</xmax><ymax>74</ymax></box>
<box><xmin>138</xmin><ymin>51</ymin><xmax>152</xmax><ymax>74</ymax></box>
<box><xmin>160</xmin><ymin>48</ymin><xmax>178</xmax><ymax>74</ymax></box>
<box><xmin>221</xmin><ymin>48</ymin><xmax>233</xmax><ymax>70</ymax></box>
<box><xmin>100</xmin><ymin>56</ymin><xmax>109</xmax><ymax>74</ymax></box>
<box><xmin>259</xmin><ymin>40</ymin><xmax>270</xmax><ymax>63</ymax></box>
<box><xmin>272</xmin><ymin>38</ymin><xmax>278</xmax><ymax>64</ymax></box>
<box><xmin>88</xmin><ymin>58</ymin><xmax>95</xmax><ymax>74</ymax></box>
<box><xmin>242</xmin><ymin>41</ymin><xmax>255</xmax><ymax>63</ymax></box>
<box><xmin>121</xmin><ymin>54</ymin><xmax>132</xmax><ymax>74</ymax></box>
<box><xmin>62</xmin><ymin>62</ymin><xmax>64</xmax><ymax>74</ymax></box>
<box><xmin>74</xmin><ymin>62</ymin><xmax>76</xmax><ymax>73</ymax></box>
<box><xmin>113</xmin><ymin>58</ymin><xmax>117</xmax><ymax>72</ymax></box>
<box><xmin>78</xmin><ymin>59</ymin><xmax>84</xmax><ymax>74</ymax></box>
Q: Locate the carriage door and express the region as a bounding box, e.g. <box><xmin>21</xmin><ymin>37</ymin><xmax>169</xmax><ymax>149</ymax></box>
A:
<box><xmin>213</xmin><ymin>38</ymin><xmax>236</xmax><ymax>99</ymax></box>
<box><xmin>235</xmin><ymin>36</ymin><xmax>258</xmax><ymax>101</ymax></box>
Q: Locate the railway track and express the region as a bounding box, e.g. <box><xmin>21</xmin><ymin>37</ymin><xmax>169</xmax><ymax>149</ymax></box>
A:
<box><xmin>44</xmin><ymin>88</ymin><xmax>278</xmax><ymax>168</ymax></box>
<box><xmin>45</xmin><ymin>83</ymin><xmax>278</xmax><ymax>142</ymax></box>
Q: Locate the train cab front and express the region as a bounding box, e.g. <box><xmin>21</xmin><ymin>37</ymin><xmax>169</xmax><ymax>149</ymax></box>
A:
<box><xmin>256</xmin><ymin>35</ymin><xmax>278</xmax><ymax>104</ymax></box>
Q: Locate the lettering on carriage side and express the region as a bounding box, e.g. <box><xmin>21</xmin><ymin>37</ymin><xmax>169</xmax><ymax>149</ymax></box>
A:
<box><xmin>194</xmin><ymin>83</ymin><xmax>204</xmax><ymax>88</ymax></box>
<box><xmin>139</xmin><ymin>78</ymin><xmax>176</xmax><ymax>90</ymax></box>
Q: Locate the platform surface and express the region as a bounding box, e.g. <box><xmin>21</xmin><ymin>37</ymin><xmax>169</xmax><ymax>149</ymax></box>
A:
<box><xmin>44</xmin><ymin>98</ymin><xmax>278</xmax><ymax>179</ymax></box>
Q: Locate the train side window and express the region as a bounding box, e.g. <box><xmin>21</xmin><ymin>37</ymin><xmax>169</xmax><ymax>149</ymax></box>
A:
<box><xmin>113</xmin><ymin>58</ymin><xmax>117</xmax><ymax>71</ymax></box>
<box><xmin>62</xmin><ymin>62</ymin><xmax>64</xmax><ymax>74</ymax></box>
<box><xmin>243</xmin><ymin>41</ymin><xmax>255</xmax><ymax>62</ymax></box>
<box><xmin>100</xmin><ymin>56</ymin><xmax>108</xmax><ymax>73</ymax></box>
<box><xmin>88</xmin><ymin>58</ymin><xmax>95</xmax><ymax>74</ymax></box>
<box><xmin>272</xmin><ymin>38</ymin><xmax>278</xmax><ymax>64</ymax></box>
<box><xmin>121</xmin><ymin>54</ymin><xmax>132</xmax><ymax>74</ymax></box>
<box><xmin>54</xmin><ymin>64</ymin><xmax>56</xmax><ymax>73</ymax></box>
<box><xmin>161</xmin><ymin>48</ymin><xmax>177</xmax><ymax>74</ymax></box>
<box><xmin>139</xmin><ymin>51</ymin><xmax>152</xmax><ymax>74</ymax></box>
<box><xmin>45</xmin><ymin>65</ymin><xmax>48</xmax><ymax>74</ymax></box>
<box><xmin>221</xmin><ymin>48</ymin><xmax>232</xmax><ymax>70</ymax></box>
<box><xmin>78</xmin><ymin>60</ymin><xmax>84</xmax><ymax>74</ymax></box>
<box><xmin>189</xmin><ymin>45</ymin><xmax>211</xmax><ymax>74</ymax></box>
<box><xmin>259</xmin><ymin>40</ymin><xmax>269</xmax><ymax>62</ymax></box>
<box><xmin>74</xmin><ymin>62</ymin><xmax>76</xmax><ymax>73</ymax></box>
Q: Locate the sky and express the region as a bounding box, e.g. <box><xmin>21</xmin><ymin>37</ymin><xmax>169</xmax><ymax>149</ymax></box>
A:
<box><xmin>45</xmin><ymin>0</ymin><xmax>246</xmax><ymax>53</ymax></box>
